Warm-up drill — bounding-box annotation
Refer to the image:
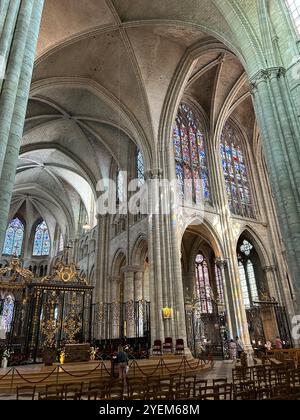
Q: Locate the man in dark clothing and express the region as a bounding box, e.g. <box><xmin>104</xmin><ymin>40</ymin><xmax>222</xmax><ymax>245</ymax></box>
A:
<box><xmin>116</xmin><ymin>346</ymin><xmax>128</xmax><ymax>384</ymax></box>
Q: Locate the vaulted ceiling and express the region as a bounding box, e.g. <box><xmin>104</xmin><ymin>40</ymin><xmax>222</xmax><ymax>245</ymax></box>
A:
<box><xmin>13</xmin><ymin>0</ymin><xmax>262</xmax><ymax>238</ymax></box>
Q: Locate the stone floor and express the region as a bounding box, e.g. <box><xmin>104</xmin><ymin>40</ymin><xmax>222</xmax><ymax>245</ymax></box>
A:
<box><xmin>199</xmin><ymin>360</ymin><xmax>236</xmax><ymax>383</ymax></box>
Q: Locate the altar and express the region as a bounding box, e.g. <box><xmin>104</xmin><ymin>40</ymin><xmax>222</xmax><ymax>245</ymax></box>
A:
<box><xmin>65</xmin><ymin>344</ymin><xmax>91</xmax><ymax>363</ymax></box>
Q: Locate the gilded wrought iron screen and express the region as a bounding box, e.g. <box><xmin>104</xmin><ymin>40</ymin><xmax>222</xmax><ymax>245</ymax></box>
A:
<box><xmin>26</xmin><ymin>284</ymin><xmax>93</xmax><ymax>362</ymax></box>
<box><xmin>0</xmin><ymin>257</ymin><xmax>94</xmax><ymax>364</ymax></box>
<box><xmin>92</xmin><ymin>301</ymin><xmax>150</xmax><ymax>343</ymax></box>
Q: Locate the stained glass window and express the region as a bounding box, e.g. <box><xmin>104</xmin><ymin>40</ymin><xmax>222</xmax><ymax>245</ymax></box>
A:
<box><xmin>33</xmin><ymin>220</ymin><xmax>50</xmax><ymax>256</ymax></box>
<box><xmin>220</xmin><ymin>122</ymin><xmax>254</xmax><ymax>218</ymax></box>
<box><xmin>173</xmin><ymin>103</ymin><xmax>210</xmax><ymax>203</ymax></box>
<box><xmin>2</xmin><ymin>218</ymin><xmax>24</xmax><ymax>256</ymax></box>
<box><xmin>58</xmin><ymin>233</ymin><xmax>64</xmax><ymax>253</ymax></box>
<box><xmin>117</xmin><ymin>169</ymin><xmax>124</xmax><ymax>203</ymax></box>
<box><xmin>136</xmin><ymin>150</ymin><xmax>145</xmax><ymax>187</ymax></box>
<box><xmin>238</xmin><ymin>239</ymin><xmax>259</xmax><ymax>308</ymax></box>
<box><xmin>286</xmin><ymin>0</ymin><xmax>300</xmax><ymax>35</ymax></box>
<box><xmin>0</xmin><ymin>295</ymin><xmax>14</xmax><ymax>334</ymax></box>
<box><xmin>195</xmin><ymin>254</ymin><xmax>213</xmax><ymax>314</ymax></box>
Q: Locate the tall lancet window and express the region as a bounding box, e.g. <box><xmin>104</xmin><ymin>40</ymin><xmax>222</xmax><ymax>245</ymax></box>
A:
<box><xmin>136</xmin><ymin>149</ymin><xmax>145</xmax><ymax>187</ymax></box>
<box><xmin>3</xmin><ymin>218</ymin><xmax>24</xmax><ymax>256</ymax></box>
<box><xmin>0</xmin><ymin>295</ymin><xmax>15</xmax><ymax>334</ymax></box>
<box><xmin>33</xmin><ymin>220</ymin><xmax>50</xmax><ymax>256</ymax></box>
<box><xmin>195</xmin><ymin>254</ymin><xmax>213</xmax><ymax>314</ymax></box>
<box><xmin>238</xmin><ymin>239</ymin><xmax>259</xmax><ymax>308</ymax></box>
<box><xmin>286</xmin><ymin>0</ymin><xmax>300</xmax><ymax>35</ymax></box>
<box><xmin>58</xmin><ymin>233</ymin><xmax>64</xmax><ymax>254</ymax></box>
<box><xmin>220</xmin><ymin>122</ymin><xmax>254</xmax><ymax>218</ymax></box>
<box><xmin>173</xmin><ymin>103</ymin><xmax>210</xmax><ymax>202</ymax></box>
<box><xmin>117</xmin><ymin>169</ymin><xmax>125</xmax><ymax>203</ymax></box>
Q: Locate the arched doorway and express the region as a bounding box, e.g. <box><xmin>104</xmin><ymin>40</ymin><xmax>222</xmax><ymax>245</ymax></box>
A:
<box><xmin>182</xmin><ymin>228</ymin><xmax>228</xmax><ymax>358</ymax></box>
<box><xmin>237</xmin><ymin>234</ymin><xmax>292</xmax><ymax>349</ymax></box>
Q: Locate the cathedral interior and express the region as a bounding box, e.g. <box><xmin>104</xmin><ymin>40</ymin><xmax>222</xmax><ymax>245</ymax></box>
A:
<box><xmin>0</xmin><ymin>0</ymin><xmax>300</xmax><ymax>401</ymax></box>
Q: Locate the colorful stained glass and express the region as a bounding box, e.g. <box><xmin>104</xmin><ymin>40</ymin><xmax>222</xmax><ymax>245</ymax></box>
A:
<box><xmin>3</xmin><ymin>218</ymin><xmax>24</xmax><ymax>256</ymax></box>
<box><xmin>33</xmin><ymin>220</ymin><xmax>50</xmax><ymax>256</ymax></box>
<box><xmin>173</xmin><ymin>103</ymin><xmax>210</xmax><ymax>203</ymax></box>
<box><xmin>220</xmin><ymin>122</ymin><xmax>254</xmax><ymax>218</ymax></box>
<box><xmin>136</xmin><ymin>149</ymin><xmax>145</xmax><ymax>187</ymax></box>
<box><xmin>0</xmin><ymin>295</ymin><xmax>14</xmax><ymax>333</ymax></box>
<box><xmin>195</xmin><ymin>254</ymin><xmax>213</xmax><ymax>314</ymax></box>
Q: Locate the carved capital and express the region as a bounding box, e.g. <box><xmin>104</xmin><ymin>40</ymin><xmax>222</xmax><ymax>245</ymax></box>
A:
<box><xmin>215</xmin><ymin>258</ymin><xmax>229</xmax><ymax>269</ymax></box>
<box><xmin>145</xmin><ymin>168</ymin><xmax>163</xmax><ymax>180</ymax></box>
<box><xmin>262</xmin><ymin>265</ymin><xmax>277</xmax><ymax>273</ymax></box>
<box><xmin>250</xmin><ymin>67</ymin><xmax>286</xmax><ymax>94</ymax></box>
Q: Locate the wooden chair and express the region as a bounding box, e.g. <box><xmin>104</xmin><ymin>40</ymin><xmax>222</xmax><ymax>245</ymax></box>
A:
<box><xmin>194</xmin><ymin>379</ymin><xmax>208</xmax><ymax>398</ymax></box>
<box><xmin>76</xmin><ymin>390</ymin><xmax>99</xmax><ymax>400</ymax></box>
<box><xmin>163</xmin><ymin>337</ymin><xmax>173</xmax><ymax>353</ymax></box>
<box><xmin>38</xmin><ymin>384</ymin><xmax>64</xmax><ymax>400</ymax></box>
<box><xmin>152</xmin><ymin>340</ymin><xmax>162</xmax><ymax>355</ymax></box>
<box><xmin>217</xmin><ymin>384</ymin><xmax>233</xmax><ymax>400</ymax></box>
<box><xmin>64</xmin><ymin>382</ymin><xmax>84</xmax><ymax>400</ymax></box>
<box><xmin>213</xmin><ymin>378</ymin><xmax>227</xmax><ymax>386</ymax></box>
<box><xmin>175</xmin><ymin>339</ymin><xmax>184</xmax><ymax>355</ymax></box>
<box><xmin>16</xmin><ymin>385</ymin><xmax>36</xmax><ymax>400</ymax></box>
<box><xmin>198</xmin><ymin>385</ymin><xmax>219</xmax><ymax>400</ymax></box>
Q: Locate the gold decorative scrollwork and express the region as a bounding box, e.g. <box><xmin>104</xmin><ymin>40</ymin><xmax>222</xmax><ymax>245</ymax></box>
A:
<box><xmin>41</xmin><ymin>260</ymin><xmax>88</xmax><ymax>285</ymax></box>
<box><xmin>63</xmin><ymin>315</ymin><xmax>82</xmax><ymax>344</ymax></box>
<box><xmin>0</xmin><ymin>257</ymin><xmax>33</xmax><ymax>283</ymax></box>
<box><xmin>41</xmin><ymin>319</ymin><xmax>58</xmax><ymax>348</ymax></box>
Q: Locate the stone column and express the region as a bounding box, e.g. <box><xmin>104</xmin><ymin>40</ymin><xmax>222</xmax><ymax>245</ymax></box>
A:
<box><xmin>147</xmin><ymin>168</ymin><xmax>188</xmax><ymax>351</ymax></box>
<box><xmin>0</xmin><ymin>0</ymin><xmax>45</xmax><ymax>250</ymax></box>
<box><xmin>122</xmin><ymin>268</ymin><xmax>135</xmax><ymax>338</ymax></box>
<box><xmin>94</xmin><ymin>214</ymin><xmax>109</xmax><ymax>305</ymax></box>
<box><xmin>147</xmin><ymin>170</ymin><xmax>164</xmax><ymax>344</ymax></box>
<box><xmin>251</xmin><ymin>67</ymin><xmax>300</xmax><ymax>314</ymax></box>
<box><xmin>216</xmin><ymin>259</ymin><xmax>234</xmax><ymax>339</ymax></box>
<box><xmin>134</xmin><ymin>271</ymin><xmax>144</xmax><ymax>302</ymax></box>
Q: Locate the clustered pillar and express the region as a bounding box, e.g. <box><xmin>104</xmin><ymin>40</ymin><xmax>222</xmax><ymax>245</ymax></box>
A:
<box><xmin>0</xmin><ymin>0</ymin><xmax>44</xmax><ymax>251</ymax></box>
<box><xmin>251</xmin><ymin>68</ymin><xmax>300</xmax><ymax>315</ymax></box>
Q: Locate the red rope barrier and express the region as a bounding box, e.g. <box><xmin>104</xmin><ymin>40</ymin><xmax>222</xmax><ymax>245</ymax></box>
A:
<box><xmin>58</xmin><ymin>362</ymin><xmax>103</xmax><ymax>378</ymax></box>
<box><xmin>0</xmin><ymin>368</ymin><xmax>13</xmax><ymax>380</ymax></box>
<box><xmin>14</xmin><ymin>367</ymin><xmax>57</xmax><ymax>384</ymax></box>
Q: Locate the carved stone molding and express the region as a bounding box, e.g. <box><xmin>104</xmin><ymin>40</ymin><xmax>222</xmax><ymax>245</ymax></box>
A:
<box><xmin>215</xmin><ymin>257</ymin><xmax>229</xmax><ymax>269</ymax></box>
<box><xmin>250</xmin><ymin>67</ymin><xmax>286</xmax><ymax>93</ymax></box>
<box><xmin>145</xmin><ymin>168</ymin><xmax>163</xmax><ymax>180</ymax></box>
<box><xmin>262</xmin><ymin>265</ymin><xmax>277</xmax><ymax>273</ymax></box>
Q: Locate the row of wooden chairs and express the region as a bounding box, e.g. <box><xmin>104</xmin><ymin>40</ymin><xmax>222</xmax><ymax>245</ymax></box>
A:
<box><xmin>152</xmin><ymin>338</ymin><xmax>184</xmax><ymax>355</ymax></box>
<box><xmin>232</xmin><ymin>365</ymin><xmax>300</xmax><ymax>400</ymax></box>
<box><xmin>15</xmin><ymin>375</ymin><xmax>229</xmax><ymax>400</ymax></box>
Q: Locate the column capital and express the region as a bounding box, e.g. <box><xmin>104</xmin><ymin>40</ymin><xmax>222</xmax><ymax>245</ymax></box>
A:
<box><xmin>121</xmin><ymin>265</ymin><xmax>143</xmax><ymax>274</ymax></box>
<box><xmin>145</xmin><ymin>168</ymin><xmax>163</xmax><ymax>180</ymax></box>
<box><xmin>215</xmin><ymin>257</ymin><xmax>229</xmax><ymax>269</ymax></box>
<box><xmin>262</xmin><ymin>265</ymin><xmax>277</xmax><ymax>273</ymax></box>
<box><xmin>250</xmin><ymin>67</ymin><xmax>286</xmax><ymax>93</ymax></box>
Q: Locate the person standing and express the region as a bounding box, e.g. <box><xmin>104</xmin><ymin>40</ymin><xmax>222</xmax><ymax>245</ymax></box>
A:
<box><xmin>229</xmin><ymin>339</ymin><xmax>237</xmax><ymax>362</ymax></box>
<box><xmin>275</xmin><ymin>337</ymin><xmax>283</xmax><ymax>350</ymax></box>
<box><xmin>236</xmin><ymin>336</ymin><xmax>244</xmax><ymax>359</ymax></box>
<box><xmin>116</xmin><ymin>346</ymin><xmax>129</xmax><ymax>386</ymax></box>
